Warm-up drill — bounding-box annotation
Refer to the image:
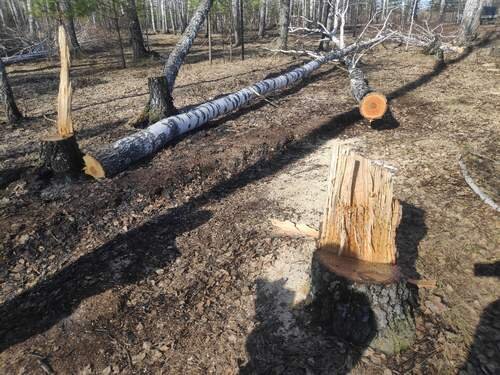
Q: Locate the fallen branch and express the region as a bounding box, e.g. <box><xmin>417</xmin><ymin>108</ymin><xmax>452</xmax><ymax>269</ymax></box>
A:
<box><xmin>458</xmin><ymin>156</ymin><xmax>499</xmax><ymax>212</ymax></box>
<box><xmin>83</xmin><ymin>36</ymin><xmax>387</xmax><ymax>179</ymax></box>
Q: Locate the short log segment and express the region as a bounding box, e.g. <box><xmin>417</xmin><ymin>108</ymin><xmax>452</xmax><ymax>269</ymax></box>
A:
<box><xmin>311</xmin><ymin>144</ymin><xmax>415</xmax><ymax>355</ymax></box>
<box><xmin>344</xmin><ymin>57</ymin><xmax>388</xmax><ymax>121</ymax></box>
<box><xmin>40</xmin><ymin>134</ymin><xmax>83</xmax><ymax>174</ymax></box>
<box><xmin>83</xmin><ymin>37</ymin><xmax>386</xmax><ymax>179</ymax></box>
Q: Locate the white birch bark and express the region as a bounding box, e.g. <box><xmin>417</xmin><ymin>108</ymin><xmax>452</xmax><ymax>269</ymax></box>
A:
<box><xmin>85</xmin><ymin>38</ymin><xmax>386</xmax><ymax>178</ymax></box>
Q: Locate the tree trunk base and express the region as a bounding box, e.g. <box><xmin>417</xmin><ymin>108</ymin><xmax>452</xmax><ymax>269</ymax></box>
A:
<box><xmin>310</xmin><ymin>248</ymin><xmax>416</xmax><ymax>355</ymax></box>
<box><xmin>359</xmin><ymin>92</ymin><xmax>388</xmax><ymax>121</ymax></box>
<box><xmin>40</xmin><ymin>134</ymin><xmax>83</xmax><ymax>175</ymax></box>
<box><xmin>129</xmin><ymin>76</ymin><xmax>178</xmax><ymax>129</ymax></box>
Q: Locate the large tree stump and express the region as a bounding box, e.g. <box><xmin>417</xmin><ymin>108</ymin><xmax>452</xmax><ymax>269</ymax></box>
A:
<box><xmin>310</xmin><ymin>144</ymin><xmax>416</xmax><ymax>355</ymax></box>
<box><xmin>40</xmin><ymin>134</ymin><xmax>83</xmax><ymax>174</ymax></box>
<box><xmin>40</xmin><ymin>26</ymin><xmax>83</xmax><ymax>176</ymax></box>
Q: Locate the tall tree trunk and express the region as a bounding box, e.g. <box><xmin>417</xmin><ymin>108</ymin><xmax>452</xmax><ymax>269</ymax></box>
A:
<box><xmin>126</xmin><ymin>0</ymin><xmax>149</xmax><ymax>60</ymax></box>
<box><xmin>258</xmin><ymin>0</ymin><xmax>266</xmax><ymax>38</ymax></box>
<box><xmin>239</xmin><ymin>0</ymin><xmax>244</xmax><ymax>60</ymax></box>
<box><xmin>149</xmin><ymin>0</ymin><xmax>156</xmax><ymax>33</ymax></box>
<box><xmin>318</xmin><ymin>0</ymin><xmax>335</xmax><ymax>51</ymax></box>
<box><xmin>278</xmin><ymin>0</ymin><xmax>291</xmax><ymax>50</ymax></box>
<box><xmin>27</xmin><ymin>0</ymin><xmax>35</xmax><ymax>36</ymax></box>
<box><xmin>439</xmin><ymin>0</ymin><xmax>446</xmax><ymax>21</ymax></box>
<box><xmin>60</xmin><ymin>0</ymin><xmax>80</xmax><ymax>52</ymax></box>
<box><xmin>0</xmin><ymin>60</ymin><xmax>22</xmax><ymax>124</ymax></box>
<box><xmin>112</xmin><ymin>0</ymin><xmax>126</xmax><ymax>69</ymax></box>
<box><xmin>460</xmin><ymin>0</ymin><xmax>484</xmax><ymax>43</ymax></box>
<box><xmin>163</xmin><ymin>0</ymin><xmax>213</xmax><ymax>94</ymax></box>
<box><xmin>232</xmin><ymin>0</ymin><xmax>242</xmax><ymax>46</ymax></box>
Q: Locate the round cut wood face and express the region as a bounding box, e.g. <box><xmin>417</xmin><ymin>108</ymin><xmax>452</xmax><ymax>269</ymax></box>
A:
<box><xmin>360</xmin><ymin>92</ymin><xmax>388</xmax><ymax>120</ymax></box>
<box><xmin>316</xmin><ymin>247</ymin><xmax>401</xmax><ymax>284</ymax></box>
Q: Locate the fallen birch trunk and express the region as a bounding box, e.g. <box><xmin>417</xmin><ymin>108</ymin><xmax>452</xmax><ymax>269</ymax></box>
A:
<box><xmin>84</xmin><ymin>37</ymin><xmax>385</xmax><ymax>179</ymax></box>
<box><xmin>344</xmin><ymin>57</ymin><xmax>388</xmax><ymax>121</ymax></box>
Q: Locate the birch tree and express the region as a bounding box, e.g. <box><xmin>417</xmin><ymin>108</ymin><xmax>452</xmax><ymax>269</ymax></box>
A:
<box><xmin>278</xmin><ymin>0</ymin><xmax>291</xmax><ymax>50</ymax></box>
<box><xmin>460</xmin><ymin>0</ymin><xmax>484</xmax><ymax>43</ymax></box>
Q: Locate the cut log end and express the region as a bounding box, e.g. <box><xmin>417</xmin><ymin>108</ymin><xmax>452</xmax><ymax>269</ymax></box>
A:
<box><xmin>359</xmin><ymin>92</ymin><xmax>388</xmax><ymax>121</ymax></box>
<box><xmin>83</xmin><ymin>154</ymin><xmax>106</xmax><ymax>179</ymax></box>
<box><xmin>311</xmin><ymin>247</ymin><xmax>416</xmax><ymax>355</ymax></box>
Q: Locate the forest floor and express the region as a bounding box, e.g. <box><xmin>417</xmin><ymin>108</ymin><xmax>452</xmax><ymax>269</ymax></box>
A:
<box><xmin>0</xmin><ymin>28</ymin><xmax>499</xmax><ymax>375</ymax></box>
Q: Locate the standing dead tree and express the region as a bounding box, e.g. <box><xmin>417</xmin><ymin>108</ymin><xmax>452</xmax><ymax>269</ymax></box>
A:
<box><xmin>40</xmin><ymin>26</ymin><xmax>82</xmax><ymax>175</ymax></box>
<box><xmin>0</xmin><ymin>58</ymin><xmax>22</xmax><ymax>124</ymax></box>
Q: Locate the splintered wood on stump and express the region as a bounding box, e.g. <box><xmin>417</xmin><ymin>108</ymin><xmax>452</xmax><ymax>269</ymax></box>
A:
<box><xmin>40</xmin><ymin>26</ymin><xmax>83</xmax><ymax>175</ymax></box>
<box><xmin>311</xmin><ymin>144</ymin><xmax>416</xmax><ymax>355</ymax></box>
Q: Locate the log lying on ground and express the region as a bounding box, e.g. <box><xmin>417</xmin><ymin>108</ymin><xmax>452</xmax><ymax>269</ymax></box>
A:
<box><xmin>310</xmin><ymin>144</ymin><xmax>416</xmax><ymax>355</ymax></box>
<box><xmin>343</xmin><ymin>56</ymin><xmax>387</xmax><ymax>121</ymax></box>
<box><xmin>84</xmin><ymin>37</ymin><xmax>385</xmax><ymax>179</ymax></box>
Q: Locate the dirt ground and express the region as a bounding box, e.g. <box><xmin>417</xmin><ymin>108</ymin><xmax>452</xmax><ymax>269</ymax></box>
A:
<box><xmin>0</xmin><ymin>28</ymin><xmax>499</xmax><ymax>375</ymax></box>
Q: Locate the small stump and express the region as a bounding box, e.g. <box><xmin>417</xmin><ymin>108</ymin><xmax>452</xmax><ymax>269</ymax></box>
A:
<box><xmin>40</xmin><ymin>134</ymin><xmax>83</xmax><ymax>175</ymax></box>
<box><xmin>310</xmin><ymin>249</ymin><xmax>416</xmax><ymax>354</ymax></box>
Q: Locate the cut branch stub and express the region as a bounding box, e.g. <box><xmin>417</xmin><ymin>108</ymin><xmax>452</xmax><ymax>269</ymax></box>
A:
<box><xmin>359</xmin><ymin>92</ymin><xmax>388</xmax><ymax>121</ymax></box>
<box><xmin>319</xmin><ymin>144</ymin><xmax>402</xmax><ymax>264</ymax></box>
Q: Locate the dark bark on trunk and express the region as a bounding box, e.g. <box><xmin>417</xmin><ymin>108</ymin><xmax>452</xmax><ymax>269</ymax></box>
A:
<box><xmin>112</xmin><ymin>1</ymin><xmax>126</xmax><ymax>69</ymax></box>
<box><xmin>310</xmin><ymin>250</ymin><xmax>416</xmax><ymax>354</ymax></box>
<box><xmin>40</xmin><ymin>135</ymin><xmax>83</xmax><ymax>175</ymax></box>
<box><xmin>0</xmin><ymin>60</ymin><xmax>22</xmax><ymax>123</ymax></box>
<box><xmin>232</xmin><ymin>0</ymin><xmax>242</xmax><ymax>46</ymax></box>
<box><xmin>60</xmin><ymin>0</ymin><xmax>80</xmax><ymax>52</ymax></box>
<box><xmin>146</xmin><ymin>76</ymin><xmax>177</xmax><ymax>123</ymax></box>
<box><xmin>239</xmin><ymin>0</ymin><xmax>244</xmax><ymax>60</ymax></box>
<box><xmin>126</xmin><ymin>0</ymin><xmax>149</xmax><ymax>60</ymax></box>
<box><xmin>439</xmin><ymin>0</ymin><xmax>446</xmax><ymax>21</ymax></box>
<box><xmin>278</xmin><ymin>0</ymin><xmax>291</xmax><ymax>50</ymax></box>
<box><xmin>163</xmin><ymin>0</ymin><xmax>213</xmax><ymax>94</ymax></box>
<box><xmin>258</xmin><ymin>0</ymin><xmax>266</xmax><ymax>38</ymax></box>
<box><xmin>318</xmin><ymin>2</ymin><xmax>334</xmax><ymax>51</ymax></box>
